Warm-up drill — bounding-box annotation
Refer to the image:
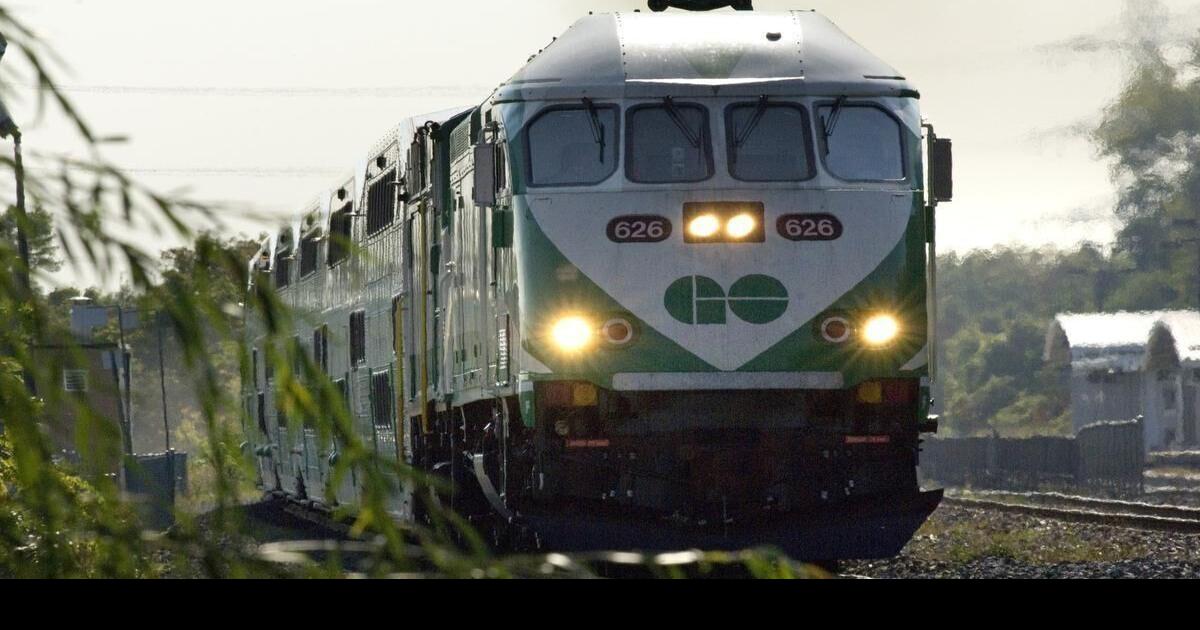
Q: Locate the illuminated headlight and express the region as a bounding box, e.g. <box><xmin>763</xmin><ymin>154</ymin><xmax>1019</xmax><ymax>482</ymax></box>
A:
<box><xmin>551</xmin><ymin>316</ymin><xmax>593</xmax><ymax>352</ymax></box>
<box><xmin>861</xmin><ymin>314</ymin><xmax>900</xmax><ymax>346</ymax></box>
<box><xmin>725</xmin><ymin>213</ymin><xmax>757</xmax><ymax>239</ymax></box>
<box><xmin>688</xmin><ymin>214</ymin><xmax>720</xmax><ymax>238</ymax></box>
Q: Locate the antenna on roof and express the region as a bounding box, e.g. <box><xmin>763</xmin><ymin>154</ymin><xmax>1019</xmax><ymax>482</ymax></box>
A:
<box><xmin>647</xmin><ymin>0</ymin><xmax>753</xmax><ymax>11</ymax></box>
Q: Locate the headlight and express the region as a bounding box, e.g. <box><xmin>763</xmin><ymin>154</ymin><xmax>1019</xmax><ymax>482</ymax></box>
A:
<box><xmin>861</xmin><ymin>314</ymin><xmax>900</xmax><ymax>346</ymax></box>
<box><xmin>725</xmin><ymin>213</ymin><xmax>757</xmax><ymax>239</ymax></box>
<box><xmin>688</xmin><ymin>214</ymin><xmax>720</xmax><ymax>238</ymax></box>
<box><xmin>551</xmin><ymin>316</ymin><xmax>593</xmax><ymax>352</ymax></box>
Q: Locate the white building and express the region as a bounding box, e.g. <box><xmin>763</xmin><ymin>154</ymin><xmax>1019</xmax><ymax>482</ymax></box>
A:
<box><xmin>1045</xmin><ymin>310</ymin><xmax>1200</xmax><ymax>452</ymax></box>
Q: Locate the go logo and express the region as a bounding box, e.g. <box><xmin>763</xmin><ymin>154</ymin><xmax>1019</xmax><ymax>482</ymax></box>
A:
<box><xmin>664</xmin><ymin>275</ymin><xmax>789</xmax><ymax>325</ymax></box>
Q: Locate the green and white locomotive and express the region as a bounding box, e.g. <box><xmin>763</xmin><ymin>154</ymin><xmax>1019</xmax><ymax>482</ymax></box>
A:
<box><xmin>244</xmin><ymin>8</ymin><xmax>953</xmax><ymax>559</ymax></box>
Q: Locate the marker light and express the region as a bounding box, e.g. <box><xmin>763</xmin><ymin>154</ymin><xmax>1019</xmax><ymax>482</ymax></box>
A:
<box><xmin>862</xmin><ymin>314</ymin><xmax>900</xmax><ymax>346</ymax></box>
<box><xmin>820</xmin><ymin>316</ymin><xmax>851</xmax><ymax>343</ymax></box>
<box><xmin>725</xmin><ymin>213</ymin><xmax>757</xmax><ymax>239</ymax></box>
<box><xmin>551</xmin><ymin>316</ymin><xmax>593</xmax><ymax>352</ymax></box>
<box><xmin>602</xmin><ymin>318</ymin><xmax>634</xmax><ymax>345</ymax></box>
<box><xmin>688</xmin><ymin>214</ymin><xmax>720</xmax><ymax>238</ymax></box>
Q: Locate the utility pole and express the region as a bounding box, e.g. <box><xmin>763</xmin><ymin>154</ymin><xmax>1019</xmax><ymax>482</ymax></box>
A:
<box><xmin>156</xmin><ymin>310</ymin><xmax>171</xmax><ymax>450</ymax></box>
<box><xmin>0</xmin><ymin>34</ymin><xmax>30</xmax><ymax>300</ymax></box>
<box><xmin>113</xmin><ymin>304</ymin><xmax>133</xmax><ymax>457</ymax></box>
<box><xmin>5</xmin><ymin>127</ymin><xmax>30</xmax><ymax>295</ymax></box>
<box><xmin>0</xmin><ymin>34</ymin><xmax>36</xmax><ymax>409</ymax></box>
<box><xmin>118</xmin><ymin>305</ymin><xmax>131</xmax><ymax>435</ymax></box>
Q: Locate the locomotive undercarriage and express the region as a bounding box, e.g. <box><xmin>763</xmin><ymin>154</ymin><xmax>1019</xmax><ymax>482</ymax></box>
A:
<box><xmin>419</xmin><ymin>381</ymin><xmax>942</xmax><ymax>560</ymax></box>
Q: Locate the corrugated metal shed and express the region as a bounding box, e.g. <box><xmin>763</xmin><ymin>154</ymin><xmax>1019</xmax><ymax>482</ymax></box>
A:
<box><xmin>1157</xmin><ymin>311</ymin><xmax>1200</xmax><ymax>365</ymax></box>
<box><xmin>1045</xmin><ymin>310</ymin><xmax>1200</xmax><ymax>372</ymax></box>
<box><xmin>1045</xmin><ymin>310</ymin><xmax>1200</xmax><ymax>450</ymax></box>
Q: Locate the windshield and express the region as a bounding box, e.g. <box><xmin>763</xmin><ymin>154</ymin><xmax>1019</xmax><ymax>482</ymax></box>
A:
<box><xmin>626</xmin><ymin>102</ymin><xmax>712</xmax><ymax>183</ymax></box>
<box><xmin>727</xmin><ymin>102</ymin><xmax>814</xmax><ymax>182</ymax></box>
<box><xmin>818</xmin><ymin>104</ymin><xmax>905</xmax><ymax>181</ymax></box>
<box><xmin>526</xmin><ymin>104</ymin><xmax>618</xmax><ymax>187</ymax></box>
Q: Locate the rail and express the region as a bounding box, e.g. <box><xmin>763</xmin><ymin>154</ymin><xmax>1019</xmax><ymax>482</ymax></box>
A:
<box><xmin>943</xmin><ymin>492</ymin><xmax>1200</xmax><ymax>534</ymax></box>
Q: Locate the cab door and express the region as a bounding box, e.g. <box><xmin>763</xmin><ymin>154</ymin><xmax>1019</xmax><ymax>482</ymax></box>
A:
<box><xmin>473</xmin><ymin>125</ymin><xmax>514</xmax><ymax>389</ymax></box>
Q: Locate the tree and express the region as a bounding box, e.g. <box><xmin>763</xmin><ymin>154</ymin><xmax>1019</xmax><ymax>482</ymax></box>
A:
<box><xmin>0</xmin><ymin>204</ymin><xmax>60</xmax><ymax>273</ymax></box>
<box><xmin>1091</xmin><ymin>4</ymin><xmax>1200</xmax><ymax>309</ymax></box>
<box><xmin>156</xmin><ymin>233</ymin><xmax>262</xmax><ymax>315</ymax></box>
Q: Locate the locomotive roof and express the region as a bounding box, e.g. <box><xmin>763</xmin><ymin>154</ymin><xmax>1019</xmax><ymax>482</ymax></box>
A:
<box><xmin>495</xmin><ymin>10</ymin><xmax>915</xmax><ymax>102</ymax></box>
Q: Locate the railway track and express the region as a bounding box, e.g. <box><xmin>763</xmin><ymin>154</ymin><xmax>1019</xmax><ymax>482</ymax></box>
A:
<box><xmin>249</xmin><ymin>494</ymin><xmax>841</xmax><ymax>577</ymax></box>
<box><xmin>943</xmin><ymin>490</ymin><xmax>1200</xmax><ymax>534</ymax></box>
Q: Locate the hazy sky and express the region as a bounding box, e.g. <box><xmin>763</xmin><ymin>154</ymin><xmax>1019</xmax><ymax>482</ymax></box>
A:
<box><xmin>3</xmin><ymin>0</ymin><xmax>1198</xmax><ymax>289</ymax></box>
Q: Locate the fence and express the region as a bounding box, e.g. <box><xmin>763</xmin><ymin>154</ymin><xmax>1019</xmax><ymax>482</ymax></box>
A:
<box><xmin>920</xmin><ymin>418</ymin><xmax>1144</xmax><ymax>496</ymax></box>
<box><xmin>123</xmin><ymin>450</ymin><xmax>188</xmax><ymax>529</ymax></box>
<box><xmin>1075</xmin><ymin>419</ymin><xmax>1143</xmax><ymax>494</ymax></box>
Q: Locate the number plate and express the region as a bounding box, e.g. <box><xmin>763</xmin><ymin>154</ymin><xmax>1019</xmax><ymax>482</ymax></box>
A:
<box><xmin>606</xmin><ymin>215</ymin><xmax>672</xmax><ymax>243</ymax></box>
<box><xmin>777</xmin><ymin>213</ymin><xmax>843</xmax><ymax>241</ymax></box>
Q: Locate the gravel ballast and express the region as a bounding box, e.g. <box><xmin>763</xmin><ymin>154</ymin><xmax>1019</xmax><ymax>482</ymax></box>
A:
<box><xmin>844</xmin><ymin>504</ymin><xmax>1200</xmax><ymax>578</ymax></box>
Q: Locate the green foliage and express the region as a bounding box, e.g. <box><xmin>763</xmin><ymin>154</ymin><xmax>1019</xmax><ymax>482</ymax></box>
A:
<box><xmin>0</xmin><ymin>364</ymin><xmax>149</xmax><ymax>578</ymax></box>
<box><xmin>1089</xmin><ymin>15</ymin><xmax>1200</xmax><ymax>309</ymax></box>
<box><xmin>0</xmin><ymin>204</ymin><xmax>59</xmax><ymax>272</ymax></box>
<box><xmin>0</xmin><ymin>5</ymin><xmax>494</xmax><ymax>578</ymax></box>
<box><xmin>935</xmin><ymin>247</ymin><xmax>1083</xmax><ymax>436</ymax></box>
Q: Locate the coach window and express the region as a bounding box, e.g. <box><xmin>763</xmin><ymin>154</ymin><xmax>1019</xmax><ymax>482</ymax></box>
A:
<box><xmin>291</xmin><ymin>335</ymin><xmax>304</xmax><ymax>377</ymax></box>
<box><xmin>256</xmin><ymin>392</ymin><xmax>267</xmax><ymax>435</ymax></box>
<box><xmin>327</xmin><ymin>202</ymin><xmax>352</xmax><ymax>267</ymax></box>
<box><xmin>370</xmin><ymin>371</ymin><xmax>393</xmax><ymax>428</ymax></box>
<box><xmin>525</xmin><ymin>103</ymin><xmax>618</xmax><ymax>187</ymax></box>
<box><xmin>274</xmin><ymin>236</ymin><xmax>292</xmax><ymax>289</ymax></box>
<box><xmin>313</xmin><ymin>325</ymin><xmax>329</xmax><ymax>375</ymax></box>
<box><xmin>349</xmin><ymin>310</ymin><xmax>366</xmax><ymax>367</ymax></box>
<box><xmin>299</xmin><ymin>231</ymin><xmax>319</xmax><ymax>278</ymax></box>
<box><xmin>817</xmin><ymin>102</ymin><xmax>905</xmax><ymax>182</ymax></box>
<box><xmin>726</xmin><ymin>101</ymin><xmax>815</xmax><ymax>182</ymax></box>
<box><xmin>367</xmin><ymin>170</ymin><xmax>397</xmax><ymax>236</ymax></box>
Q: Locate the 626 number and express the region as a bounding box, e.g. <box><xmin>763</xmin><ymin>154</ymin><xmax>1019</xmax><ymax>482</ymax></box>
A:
<box><xmin>607</xmin><ymin>215</ymin><xmax>672</xmax><ymax>243</ymax></box>
<box><xmin>777</xmin><ymin>214</ymin><xmax>843</xmax><ymax>241</ymax></box>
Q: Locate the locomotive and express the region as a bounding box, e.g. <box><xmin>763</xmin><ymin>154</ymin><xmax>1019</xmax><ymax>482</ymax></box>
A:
<box><xmin>244</xmin><ymin>8</ymin><xmax>953</xmax><ymax>559</ymax></box>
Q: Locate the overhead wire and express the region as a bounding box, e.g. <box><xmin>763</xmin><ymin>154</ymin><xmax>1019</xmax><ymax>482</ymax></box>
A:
<box><xmin>0</xmin><ymin>82</ymin><xmax>492</xmax><ymax>98</ymax></box>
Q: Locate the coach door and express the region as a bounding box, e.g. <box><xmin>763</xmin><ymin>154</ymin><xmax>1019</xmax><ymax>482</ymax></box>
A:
<box><xmin>406</xmin><ymin>131</ymin><xmax>433</xmax><ymax>434</ymax></box>
<box><xmin>390</xmin><ymin>294</ymin><xmax>406</xmax><ymax>462</ymax></box>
